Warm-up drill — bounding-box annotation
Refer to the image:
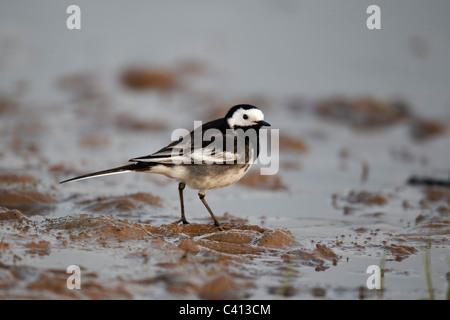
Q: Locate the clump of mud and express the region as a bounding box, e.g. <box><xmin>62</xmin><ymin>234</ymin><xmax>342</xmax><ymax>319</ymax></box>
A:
<box><xmin>57</xmin><ymin>73</ymin><xmax>104</xmax><ymax>101</ymax></box>
<box><xmin>279</xmin><ymin>135</ymin><xmax>308</xmax><ymax>152</ymax></box>
<box><xmin>114</xmin><ymin>113</ymin><xmax>168</xmax><ymax>132</ymax></box>
<box><xmin>332</xmin><ymin>190</ymin><xmax>390</xmax><ymax>215</ymax></box>
<box><xmin>77</xmin><ymin>193</ymin><xmax>163</xmax><ymax>216</ymax></box>
<box><xmin>315</xmin><ymin>96</ymin><xmax>410</xmax><ymax>129</ymax></box>
<box><xmin>120</xmin><ymin>68</ymin><xmax>179</xmax><ymax>92</ymax></box>
<box><xmin>0</xmin><ymin>172</ymin><xmax>58</xmax><ymax>216</ymax></box>
<box><xmin>238</xmin><ymin>171</ymin><xmax>287</xmax><ymax>191</ymax></box>
<box><xmin>0</xmin><ymin>206</ymin><xmax>27</xmax><ymax>221</ymax></box>
<box><xmin>40</xmin><ymin>213</ymin><xmax>296</xmax><ymax>251</ymax></box>
<box><xmin>167</xmin><ymin>222</ymin><xmax>295</xmax><ymax>254</ymax></box>
<box><xmin>410</xmin><ymin>119</ymin><xmax>447</xmax><ymax>141</ymax></box>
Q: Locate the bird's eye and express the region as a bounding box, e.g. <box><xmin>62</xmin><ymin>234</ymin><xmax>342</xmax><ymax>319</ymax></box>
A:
<box><xmin>243</xmin><ymin>114</ymin><xmax>248</xmax><ymax>120</ymax></box>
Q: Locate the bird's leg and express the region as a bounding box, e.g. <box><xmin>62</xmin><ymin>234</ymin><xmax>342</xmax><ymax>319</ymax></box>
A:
<box><xmin>172</xmin><ymin>182</ymin><xmax>189</xmax><ymax>224</ymax></box>
<box><xmin>198</xmin><ymin>191</ymin><xmax>221</xmax><ymax>227</ymax></box>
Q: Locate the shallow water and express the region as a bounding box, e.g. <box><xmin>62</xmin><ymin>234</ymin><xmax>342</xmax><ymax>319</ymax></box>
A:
<box><xmin>1</xmin><ymin>1</ymin><xmax>450</xmax><ymax>300</ymax></box>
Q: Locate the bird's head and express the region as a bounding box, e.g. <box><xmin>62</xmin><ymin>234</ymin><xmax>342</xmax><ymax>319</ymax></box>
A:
<box><xmin>225</xmin><ymin>104</ymin><xmax>271</xmax><ymax>129</ymax></box>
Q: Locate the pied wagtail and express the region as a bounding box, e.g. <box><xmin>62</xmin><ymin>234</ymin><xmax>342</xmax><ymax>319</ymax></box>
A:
<box><xmin>60</xmin><ymin>104</ymin><xmax>271</xmax><ymax>227</ymax></box>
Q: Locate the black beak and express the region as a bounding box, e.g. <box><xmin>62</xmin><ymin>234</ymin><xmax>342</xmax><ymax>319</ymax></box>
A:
<box><xmin>258</xmin><ymin>120</ymin><xmax>271</xmax><ymax>127</ymax></box>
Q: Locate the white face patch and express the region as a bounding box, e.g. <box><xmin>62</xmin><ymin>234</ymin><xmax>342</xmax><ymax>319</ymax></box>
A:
<box><xmin>227</xmin><ymin>108</ymin><xmax>265</xmax><ymax>128</ymax></box>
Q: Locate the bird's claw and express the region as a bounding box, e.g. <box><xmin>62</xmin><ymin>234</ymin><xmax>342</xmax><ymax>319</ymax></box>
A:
<box><xmin>172</xmin><ymin>218</ymin><xmax>190</xmax><ymax>225</ymax></box>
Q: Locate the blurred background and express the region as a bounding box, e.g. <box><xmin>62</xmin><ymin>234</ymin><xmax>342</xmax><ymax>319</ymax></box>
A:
<box><xmin>1</xmin><ymin>0</ymin><xmax>450</xmax><ymax>112</ymax></box>
<box><xmin>0</xmin><ymin>0</ymin><xmax>449</xmax><ymax>299</ymax></box>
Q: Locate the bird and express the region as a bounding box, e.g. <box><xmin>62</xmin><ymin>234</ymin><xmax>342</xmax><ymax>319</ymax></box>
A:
<box><xmin>60</xmin><ymin>104</ymin><xmax>271</xmax><ymax>227</ymax></box>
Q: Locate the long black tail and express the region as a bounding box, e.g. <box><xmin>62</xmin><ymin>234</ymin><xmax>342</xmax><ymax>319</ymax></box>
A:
<box><xmin>60</xmin><ymin>162</ymin><xmax>152</xmax><ymax>184</ymax></box>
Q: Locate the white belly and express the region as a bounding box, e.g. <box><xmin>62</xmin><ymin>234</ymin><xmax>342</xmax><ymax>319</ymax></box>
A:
<box><xmin>150</xmin><ymin>163</ymin><xmax>252</xmax><ymax>192</ymax></box>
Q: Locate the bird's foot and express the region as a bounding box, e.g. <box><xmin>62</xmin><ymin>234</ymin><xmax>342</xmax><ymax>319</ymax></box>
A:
<box><xmin>172</xmin><ymin>218</ymin><xmax>190</xmax><ymax>225</ymax></box>
<box><xmin>213</xmin><ymin>221</ymin><xmax>224</xmax><ymax>231</ymax></box>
